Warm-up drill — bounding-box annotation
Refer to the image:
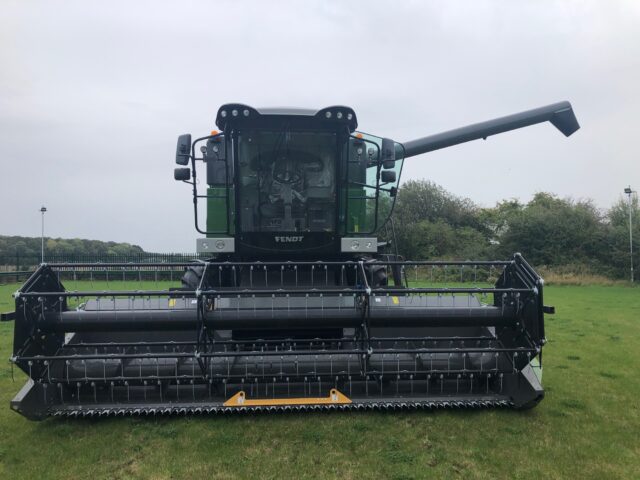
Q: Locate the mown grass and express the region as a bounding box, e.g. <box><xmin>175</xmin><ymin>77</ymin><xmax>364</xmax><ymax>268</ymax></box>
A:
<box><xmin>537</xmin><ymin>268</ymin><xmax>629</xmax><ymax>286</ymax></box>
<box><xmin>0</xmin><ymin>281</ymin><xmax>639</xmax><ymax>479</ymax></box>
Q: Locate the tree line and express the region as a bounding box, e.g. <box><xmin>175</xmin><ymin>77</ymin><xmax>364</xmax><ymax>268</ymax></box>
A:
<box><xmin>0</xmin><ymin>236</ymin><xmax>144</xmax><ymax>259</ymax></box>
<box><xmin>1</xmin><ymin>182</ymin><xmax>638</xmax><ymax>279</ymax></box>
<box><xmin>389</xmin><ymin>180</ymin><xmax>639</xmax><ymax>279</ymax></box>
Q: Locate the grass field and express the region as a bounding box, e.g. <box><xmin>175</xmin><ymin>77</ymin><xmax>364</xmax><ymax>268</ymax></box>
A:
<box><xmin>0</xmin><ymin>281</ymin><xmax>639</xmax><ymax>479</ymax></box>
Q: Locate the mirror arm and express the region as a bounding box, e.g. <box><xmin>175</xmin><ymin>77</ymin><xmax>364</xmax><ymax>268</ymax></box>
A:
<box><xmin>348</xmin><ymin>180</ymin><xmax>395</xmax><ymax>193</ymax></box>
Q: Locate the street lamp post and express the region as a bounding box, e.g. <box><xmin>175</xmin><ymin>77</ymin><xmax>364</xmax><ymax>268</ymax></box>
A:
<box><xmin>40</xmin><ymin>206</ymin><xmax>47</xmax><ymax>263</ymax></box>
<box><xmin>624</xmin><ymin>187</ymin><xmax>635</xmax><ymax>283</ymax></box>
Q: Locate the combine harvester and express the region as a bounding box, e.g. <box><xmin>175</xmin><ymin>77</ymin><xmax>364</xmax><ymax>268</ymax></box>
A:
<box><xmin>6</xmin><ymin>101</ymin><xmax>579</xmax><ymax>419</ymax></box>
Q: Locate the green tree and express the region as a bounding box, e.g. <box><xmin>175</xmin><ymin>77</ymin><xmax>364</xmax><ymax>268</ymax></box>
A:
<box><xmin>0</xmin><ymin>236</ymin><xmax>146</xmax><ymax>264</ymax></box>
<box><xmin>495</xmin><ymin>193</ymin><xmax>607</xmax><ymax>267</ymax></box>
<box><xmin>391</xmin><ymin>180</ymin><xmax>491</xmax><ymax>259</ymax></box>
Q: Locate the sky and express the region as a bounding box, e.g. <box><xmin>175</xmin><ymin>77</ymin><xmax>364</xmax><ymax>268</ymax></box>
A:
<box><xmin>1</xmin><ymin>0</ymin><xmax>639</xmax><ymax>252</ymax></box>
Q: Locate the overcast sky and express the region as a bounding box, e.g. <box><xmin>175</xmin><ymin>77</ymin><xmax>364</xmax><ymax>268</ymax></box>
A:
<box><xmin>1</xmin><ymin>0</ymin><xmax>639</xmax><ymax>252</ymax></box>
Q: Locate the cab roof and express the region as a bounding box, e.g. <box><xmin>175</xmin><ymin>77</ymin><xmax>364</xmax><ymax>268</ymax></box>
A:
<box><xmin>215</xmin><ymin>103</ymin><xmax>358</xmax><ymax>132</ymax></box>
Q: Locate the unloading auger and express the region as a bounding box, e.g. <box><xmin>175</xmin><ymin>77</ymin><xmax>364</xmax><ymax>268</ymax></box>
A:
<box><xmin>6</xmin><ymin>102</ymin><xmax>579</xmax><ymax>419</ymax></box>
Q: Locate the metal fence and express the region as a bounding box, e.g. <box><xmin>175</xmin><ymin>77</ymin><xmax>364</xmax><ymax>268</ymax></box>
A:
<box><xmin>0</xmin><ymin>253</ymin><xmax>207</xmax><ymax>283</ymax></box>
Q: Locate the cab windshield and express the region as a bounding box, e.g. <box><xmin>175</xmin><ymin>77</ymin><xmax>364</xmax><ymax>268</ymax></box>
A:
<box><xmin>237</xmin><ymin>130</ymin><xmax>337</xmax><ymax>232</ymax></box>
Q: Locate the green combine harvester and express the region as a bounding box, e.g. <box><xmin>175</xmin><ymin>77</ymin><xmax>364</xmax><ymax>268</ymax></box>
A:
<box><xmin>6</xmin><ymin>101</ymin><xmax>579</xmax><ymax>419</ymax></box>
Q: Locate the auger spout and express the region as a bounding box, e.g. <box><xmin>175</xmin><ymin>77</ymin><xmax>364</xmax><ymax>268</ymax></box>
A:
<box><xmin>402</xmin><ymin>101</ymin><xmax>579</xmax><ymax>158</ymax></box>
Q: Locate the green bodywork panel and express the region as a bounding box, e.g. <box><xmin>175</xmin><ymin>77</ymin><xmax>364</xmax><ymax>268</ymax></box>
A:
<box><xmin>346</xmin><ymin>187</ymin><xmax>373</xmax><ymax>233</ymax></box>
<box><xmin>206</xmin><ymin>187</ymin><xmax>235</xmax><ymax>236</ymax></box>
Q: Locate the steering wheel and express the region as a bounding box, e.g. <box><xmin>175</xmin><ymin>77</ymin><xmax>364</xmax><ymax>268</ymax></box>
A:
<box><xmin>274</xmin><ymin>170</ymin><xmax>301</xmax><ymax>184</ymax></box>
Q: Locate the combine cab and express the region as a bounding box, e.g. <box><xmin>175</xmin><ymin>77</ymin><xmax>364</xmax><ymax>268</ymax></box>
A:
<box><xmin>7</xmin><ymin>102</ymin><xmax>579</xmax><ymax>419</ymax></box>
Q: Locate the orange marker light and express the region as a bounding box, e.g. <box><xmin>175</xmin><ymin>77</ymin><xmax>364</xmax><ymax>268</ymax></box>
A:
<box><xmin>355</xmin><ymin>133</ymin><xmax>363</xmax><ymax>139</ymax></box>
<box><xmin>211</xmin><ymin>130</ymin><xmax>219</xmax><ymax>136</ymax></box>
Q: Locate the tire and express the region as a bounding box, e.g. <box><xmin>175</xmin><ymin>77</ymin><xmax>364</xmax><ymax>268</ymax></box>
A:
<box><xmin>181</xmin><ymin>265</ymin><xmax>205</xmax><ymax>289</ymax></box>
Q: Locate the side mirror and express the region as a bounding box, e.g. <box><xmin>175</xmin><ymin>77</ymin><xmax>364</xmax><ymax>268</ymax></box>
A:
<box><xmin>175</xmin><ymin>134</ymin><xmax>192</xmax><ymax>165</ymax></box>
<box><xmin>383</xmin><ymin>160</ymin><xmax>396</xmax><ymax>169</ymax></box>
<box><xmin>381</xmin><ymin>138</ymin><xmax>396</xmax><ymax>169</ymax></box>
<box><xmin>380</xmin><ymin>170</ymin><xmax>396</xmax><ymax>183</ymax></box>
<box><xmin>174</xmin><ymin>168</ymin><xmax>191</xmax><ymax>181</ymax></box>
